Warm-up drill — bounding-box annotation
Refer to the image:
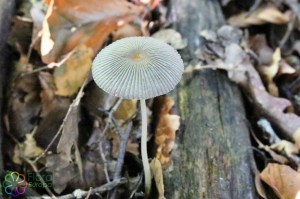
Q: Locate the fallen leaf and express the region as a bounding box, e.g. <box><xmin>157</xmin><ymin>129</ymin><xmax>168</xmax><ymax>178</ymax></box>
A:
<box><xmin>219</xmin><ymin>39</ymin><xmax>300</xmax><ymax>139</ymax></box>
<box><xmin>13</xmin><ymin>133</ymin><xmax>44</xmax><ymax>164</ymax></box>
<box><xmin>46</xmin><ymin>154</ymin><xmax>77</xmax><ymax>194</ymax></box>
<box><xmin>150</xmin><ymin>158</ymin><xmax>166</xmax><ymax>199</ymax></box>
<box><xmin>112</xmin><ymin>23</ymin><xmax>142</xmax><ymax>41</ymax></box>
<box><xmin>57</xmin><ymin>84</ymin><xmax>85</xmax><ymax>161</ymax></box>
<box><xmin>249</xmin><ymin>34</ymin><xmax>273</xmax><ymax>65</ymax></box>
<box><xmin>30</xmin><ymin>3</ymin><xmax>45</xmax><ymax>52</ymax></box>
<box><xmin>270</xmin><ymin>140</ymin><xmax>299</xmax><ymax>158</ymax></box>
<box><xmin>260</xmin><ymin>163</ymin><xmax>300</xmax><ymax>199</ymax></box>
<box><xmin>278</xmin><ymin>60</ymin><xmax>296</xmax><ymax>76</ymax></box>
<box><xmin>114</xmin><ymin>100</ymin><xmax>137</xmax><ymax>124</ymax></box>
<box><xmin>41</xmin><ymin>0</ymin><xmax>142</xmax><ymax>63</ymax></box>
<box><xmin>152</xmin><ymin>29</ymin><xmax>187</xmax><ymax>50</ymax></box>
<box><xmin>228</xmin><ymin>5</ymin><xmax>291</xmax><ymax>27</ymax></box>
<box><xmin>251</xmin><ymin>130</ymin><xmax>288</xmax><ymax>164</ymax></box>
<box><xmin>7</xmin><ymin>16</ymin><xmax>33</xmax><ymax>53</ymax></box>
<box><xmin>293</xmin><ymin>128</ymin><xmax>300</xmax><ymax>150</ymax></box>
<box><xmin>258</xmin><ymin>48</ymin><xmax>281</xmax><ymax>96</ymax></box>
<box><xmin>108</xmin><ymin>129</ymin><xmax>139</xmax><ymax>158</ymax></box>
<box><xmin>8</xmin><ymin>74</ymin><xmax>41</xmax><ymax>139</ymax></box>
<box><xmin>53</xmin><ymin>45</ymin><xmax>92</xmax><ymax>96</ymax></box>
<box><xmin>126</xmin><ymin>139</ymin><xmax>139</xmax><ymax>156</ymax></box>
<box><xmin>56</xmin><ymin>106</ymin><xmax>78</xmax><ymax>161</ymax></box>
<box><xmin>155</xmin><ymin>96</ymin><xmax>180</xmax><ymax>167</ymax></box>
<box><xmin>41</xmin><ymin>0</ymin><xmax>55</xmax><ymax>57</ymax></box>
<box><xmin>56</xmin><ymin>85</ymin><xmax>85</xmax><ymax>163</ymax></box>
<box><xmin>252</xmin><ymin>160</ymin><xmax>267</xmax><ymax>199</ymax></box>
<box><xmin>194</xmin><ymin>26</ymin><xmax>300</xmax><ymax>140</ymax></box>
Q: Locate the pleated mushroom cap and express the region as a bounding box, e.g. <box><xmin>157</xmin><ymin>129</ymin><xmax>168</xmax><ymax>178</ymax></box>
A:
<box><xmin>92</xmin><ymin>36</ymin><xmax>184</xmax><ymax>99</ymax></box>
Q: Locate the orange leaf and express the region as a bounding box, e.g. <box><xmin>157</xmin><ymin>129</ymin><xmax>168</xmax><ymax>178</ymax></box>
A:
<box><xmin>41</xmin><ymin>0</ymin><xmax>142</xmax><ymax>63</ymax></box>
<box><xmin>260</xmin><ymin>163</ymin><xmax>300</xmax><ymax>199</ymax></box>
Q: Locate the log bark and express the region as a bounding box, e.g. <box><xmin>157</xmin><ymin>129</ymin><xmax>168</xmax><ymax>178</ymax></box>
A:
<box><xmin>0</xmin><ymin>0</ymin><xmax>15</xmax><ymax>171</ymax></box>
<box><xmin>163</xmin><ymin>0</ymin><xmax>259</xmax><ymax>198</ymax></box>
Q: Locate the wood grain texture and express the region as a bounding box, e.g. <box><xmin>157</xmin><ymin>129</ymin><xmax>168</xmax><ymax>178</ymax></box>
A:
<box><xmin>162</xmin><ymin>0</ymin><xmax>258</xmax><ymax>198</ymax></box>
<box><xmin>0</xmin><ymin>0</ymin><xmax>15</xmax><ymax>171</ymax></box>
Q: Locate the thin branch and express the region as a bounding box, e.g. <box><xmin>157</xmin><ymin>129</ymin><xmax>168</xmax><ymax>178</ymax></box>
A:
<box><xmin>23</xmin><ymin>158</ymin><xmax>57</xmax><ymax>198</ymax></box>
<box><xmin>26</xmin><ymin>30</ymin><xmax>42</xmax><ymax>63</ymax></box>
<box><xmin>22</xmin><ymin>50</ymin><xmax>75</xmax><ymax>76</ymax></box>
<box><xmin>5</xmin><ymin>130</ymin><xmax>57</xmax><ymax>198</ymax></box>
<box><xmin>33</xmin><ymin>77</ymin><xmax>88</xmax><ymax>163</ymax></box>
<box><xmin>113</xmin><ymin>122</ymin><xmax>133</xmax><ymax>180</ymax></box>
<box><xmin>87</xmin><ymin>98</ymin><xmax>123</xmax><ymax>147</ymax></box>
<box><xmin>109</xmin><ymin>122</ymin><xmax>133</xmax><ymax>199</ymax></box>
<box><xmin>85</xmin><ymin>187</ymin><xmax>92</xmax><ymax>199</ymax></box>
<box><xmin>279</xmin><ymin>12</ymin><xmax>296</xmax><ymax>48</ymax></box>
<box><xmin>99</xmin><ymin>140</ymin><xmax>111</xmax><ymax>182</ymax></box>
<box><xmin>39</xmin><ymin>178</ymin><xmax>127</xmax><ymax>199</ymax></box>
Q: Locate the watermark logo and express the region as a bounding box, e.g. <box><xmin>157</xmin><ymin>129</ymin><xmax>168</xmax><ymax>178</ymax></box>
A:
<box><xmin>2</xmin><ymin>172</ymin><xmax>28</xmax><ymax>197</ymax></box>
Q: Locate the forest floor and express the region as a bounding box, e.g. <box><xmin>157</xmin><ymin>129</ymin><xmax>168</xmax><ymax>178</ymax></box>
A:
<box><xmin>1</xmin><ymin>0</ymin><xmax>300</xmax><ymax>199</ymax></box>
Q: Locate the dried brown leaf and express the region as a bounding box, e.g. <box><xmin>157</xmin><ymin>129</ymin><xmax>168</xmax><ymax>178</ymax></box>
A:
<box><xmin>270</xmin><ymin>140</ymin><xmax>299</xmax><ymax>157</ymax></box>
<box><xmin>221</xmin><ymin>43</ymin><xmax>300</xmax><ymax>139</ymax></box>
<box><xmin>53</xmin><ymin>45</ymin><xmax>92</xmax><ymax>96</ymax></box>
<box><xmin>150</xmin><ymin>158</ymin><xmax>166</xmax><ymax>199</ymax></box>
<box><xmin>112</xmin><ymin>23</ymin><xmax>142</xmax><ymax>41</ymax></box>
<box><xmin>13</xmin><ymin>133</ymin><xmax>44</xmax><ymax>164</ymax></box>
<box><xmin>260</xmin><ymin>163</ymin><xmax>300</xmax><ymax>199</ymax></box>
<box><xmin>258</xmin><ymin>48</ymin><xmax>281</xmax><ymax>96</ymax></box>
<box><xmin>57</xmin><ymin>106</ymin><xmax>78</xmax><ymax>161</ymax></box>
<box><xmin>41</xmin><ymin>0</ymin><xmax>142</xmax><ymax>63</ymax></box>
<box><xmin>293</xmin><ymin>128</ymin><xmax>300</xmax><ymax>150</ymax></box>
<box><xmin>8</xmin><ymin>74</ymin><xmax>41</xmax><ymax>139</ymax></box>
<box><xmin>228</xmin><ymin>5</ymin><xmax>290</xmax><ymax>27</ymax></box>
<box><xmin>255</xmin><ymin>170</ymin><xmax>267</xmax><ymax>199</ymax></box>
<box><xmin>114</xmin><ymin>100</ymin><xmax>137</xmax><ymax>124</ymax></box>
<box><xmin>251</xmin><ymin>130</ymin><xmax>288</xmax><ymax>163</ymax></box>
<box><xmin>152</xmin><ymin>29</ymin><xmax>187</xmax><ymax>50</ymax></box>
<box><xmin>46</xmin><ymin>154</ymin><xmax>77</xmax><ymax>194</ymax></box>
<box><xmin>278</xmin><ymin>60</ymin><xmax>296</xmax><ymax>76</ymax></box>
<box><xmin>41</xmin><ymin>0</ymin><xmax>54</xmax><ymax>57</ymax></box>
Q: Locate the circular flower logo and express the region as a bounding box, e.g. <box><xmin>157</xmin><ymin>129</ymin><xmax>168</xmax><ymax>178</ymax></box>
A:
<box><xmin>2</xmin><ymin>172</ymin><xmax>28</xmax><ymax>196</ymax></box>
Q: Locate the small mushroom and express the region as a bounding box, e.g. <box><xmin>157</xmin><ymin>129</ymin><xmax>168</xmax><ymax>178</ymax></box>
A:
<box><xmin>92</xmin><ymin>36</ymin><xmax>184</xmax><ymax>196</ymax></box>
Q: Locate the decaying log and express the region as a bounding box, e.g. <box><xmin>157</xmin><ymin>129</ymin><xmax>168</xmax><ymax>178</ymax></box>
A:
<box><xmin>0</xmin><ymin>0</ymin><xmax>15</xmax><ymax>171</ymax></box>
<box><xmin>163</xmin><ymin>0</ymin><xmax>259</xmax><ymax>198</ymax></box>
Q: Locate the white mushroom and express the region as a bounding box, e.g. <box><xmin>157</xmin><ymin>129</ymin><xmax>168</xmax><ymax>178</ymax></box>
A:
<box><xmin>92</xmin><ymin>36</ymin><xmax>184</xmax><ymax>196</ymax></box>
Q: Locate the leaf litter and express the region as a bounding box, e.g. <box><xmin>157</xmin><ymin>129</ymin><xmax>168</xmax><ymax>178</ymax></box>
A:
<box><xmin>3</xmin><ymin>0</ymin><xmax>300</xmax><ymax>198</ymax></box>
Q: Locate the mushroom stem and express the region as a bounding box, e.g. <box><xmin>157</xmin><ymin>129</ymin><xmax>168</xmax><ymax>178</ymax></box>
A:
<box><xmin>140</xmin><ymin>99</ymin><xmax>151</xmax><ymax>196</ymax></box>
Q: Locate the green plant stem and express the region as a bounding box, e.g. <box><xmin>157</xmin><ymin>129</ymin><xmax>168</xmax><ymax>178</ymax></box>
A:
<box><xmin>140</xmin><ymin>99</ymin><xmax>151</xmax><ymax>196</ymax></box>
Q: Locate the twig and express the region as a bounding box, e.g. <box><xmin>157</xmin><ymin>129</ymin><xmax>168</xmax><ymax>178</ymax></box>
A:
<box><xmin>33</xmin><ymin>77</ymin><xmax>88</xmax><ymax>163</ymax></box>
<box><xmin>85</xmin><ymin>187</ymin><xmax>92</xmax><ymax>199</ymax></box>
<box><xmin>39</xmin><ymin>178</ymin><xmax>127</xmax><ymax>199</ymax></box>
<box><xmin>91</xmin><ymin>99</ymin><xmax>124</xmax><ymax>184</ymax></box>
<box><xmin>279</xmin><ymin>12</ymin><xmax>296</xmax><ymax>48</ymax></box>
<box><xmin>99</xmin><ymin>140</ymin><xmax>111</xmax><ymax>182</ymax></box>
<box><xmin>22</xmin><ymin>50</ymin><xmax>75</xmax><ymax>76</ymax></box>
<box><xmin>246</xmin><ymin>0</ymin><xmax>262</xmax><ymax>17</ymax></box>
<box><xmin>26</xmin><ymin>30</ymin><xmax>42</xmax><ymax>63</ymax></box>
<box><xmin>87</xmin><ymin>98</ymin><xmax>123</xmax><ymax>146</ymax></box>
<box><xmin>109</xmin><ymin>122</ymin><xmax>133</xmax><ymax>199</ymax></box>
<box><xmin>129</xmin><ymin>174</ymin><xmax>143</xmax><ymax>199</ymax></box>
<box><xmin>113</xmin><ymin>122</ymin><xmax>133</xmax><ymax>179</ymax></box>
<box><xmin>5</xmin><ymin>130</ymin><xmax>57</xmax><ymax>198</ymax></box>
<box><xmin>23</xmin><ymin>158</ymin><xmax>57</xmax><ymax>198</ymax></box>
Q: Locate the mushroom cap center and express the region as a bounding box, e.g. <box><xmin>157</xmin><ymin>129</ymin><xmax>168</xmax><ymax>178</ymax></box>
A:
<box><xmin>131</xmin><ymin>52</ymin><xmax>144</xmax><ymax>61</ymax></box>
